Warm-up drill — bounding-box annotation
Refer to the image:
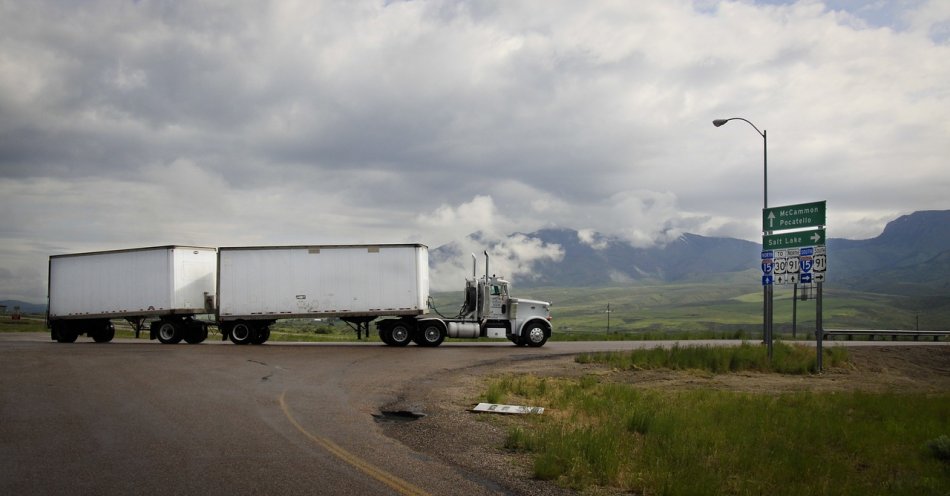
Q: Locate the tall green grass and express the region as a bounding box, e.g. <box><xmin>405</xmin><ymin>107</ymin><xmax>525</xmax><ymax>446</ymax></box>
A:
<box><xmin>576</xmin><ymin>341</ymin><xmax>848</xmax><ymax>374</ymax></box>
<box><xmin>0</xmin><ymin>317</ymin><xmax>46</xmax><ymax>333</ymax></box>
<box><xmin>492</xmin><ymin>375</ymin><xmax>950</xmax><ymax>495</ymax></box>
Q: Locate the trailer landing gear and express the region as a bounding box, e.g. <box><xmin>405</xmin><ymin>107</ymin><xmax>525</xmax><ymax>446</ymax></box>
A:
<box><xmin>341</xmin><ymin>317</ymin><xmax>375</xmax><ymax>341</ymax></box>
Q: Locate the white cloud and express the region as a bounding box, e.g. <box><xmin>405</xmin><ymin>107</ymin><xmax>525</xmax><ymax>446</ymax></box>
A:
<box><xmin>422</xmin><ymin>196</ymin><xmax>565</xmax><ymax>291</ymax></box>
<box><xmin>578</xmin><ymin>229</ymin><xmax>610</xmax><ymax>250</ymax></box>
<box><xmin>428</xmin><ymin>231</ymin><xmax>565</xmax><ymax>292</ymax></box>
<box><xmin>418</xmin><ymin>195</ymin><xmax>498</xmax><ymax>235</ymax></box>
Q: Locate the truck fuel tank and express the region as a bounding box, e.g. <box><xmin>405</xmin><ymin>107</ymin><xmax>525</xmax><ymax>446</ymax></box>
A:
<box><xmin>448</xmin><ymin>322</ymin><xmax>479</xmax><ymax>339</ymax></box>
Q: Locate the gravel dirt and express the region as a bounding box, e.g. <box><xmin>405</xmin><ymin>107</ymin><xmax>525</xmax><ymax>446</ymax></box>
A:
<box><xmin>379</xmin><ymin>345</ymin><xmax>950</xmax><ymax>495</ymax></box>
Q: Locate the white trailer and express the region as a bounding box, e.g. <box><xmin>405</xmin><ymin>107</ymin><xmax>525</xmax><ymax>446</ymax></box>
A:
<box><xmin>216</xmin><ymin>244</ymin><xmax>429</xmax><ymax>344</ymax></box>
<box><xmin>213</xmin><ymin>245</ymin><xmax>552</xmax><ymax>347</ymax></box>
<box><xmin>47</xmin><ymin>246</ymin><xmax>217</xmax><ymax>343</ymax></box>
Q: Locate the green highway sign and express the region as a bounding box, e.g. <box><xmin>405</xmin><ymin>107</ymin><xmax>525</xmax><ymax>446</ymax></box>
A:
<box><xmin>763</xmin><ymin>201</ymin><xmax>826</xmax><ymax>232</ymax></box>
<box><xmin>763</xmin><ymin>229</ymin><xmax>825</xmax><ymax>250</ymax></box>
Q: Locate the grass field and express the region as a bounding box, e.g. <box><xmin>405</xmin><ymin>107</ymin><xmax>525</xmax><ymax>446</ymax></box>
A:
<box><xmin>501</xmin><ymin>283</ymin><xmax>950</xmax><ymax>339</ymax></box>
<box><xmin>575</xmin><ymin>341</ymin><xmax>849</xmax><ymax>374</ymax></box>
<box><xmin>486</xmin><ymin>345</ymin><xmax>950</xmax><ymax>495</ymax></box>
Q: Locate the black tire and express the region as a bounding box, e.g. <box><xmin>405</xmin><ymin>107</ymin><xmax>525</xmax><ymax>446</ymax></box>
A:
<box><xmin>520</xmin><ymin>323</ymin><xmax>548</xmax><ymax>347</ymax></box>
<box><xmin>53</xmin><ymin>323</ymin><xmax>78</xmax><ymax>343</ymax></box>
<box><xmin>156</xmin><ymin>320</ymin><xmax>183</xmax><ymax>344</ymax></box>
<box><xmin>184</xmin><ymin>324</ymin><xmax>208</xmax><ymax>344</ymax></box>
<box><xmin>92</xmin><ymin>322</ymin><xmax>115</xmax><ymax>343</ymax></box>
<box><xmin>414</xmin><ymin>322</ymin><xmax>445</xmax><ymax>347</ymax></box>
<box><xmin>250</xmin><ymin>326</ymin><xmax>270</xmax><ymax>345</ymax></box>
<box><xmin>378</xmin><ymin>326</ymin><xmax>394</xmax><ymax>345</ymax></box>
<box><xmin>229</xmin><ymin>322</ymin><xmax>253</xmax><ymax>345</ymax></box>
<box><xmin>389</xmin><ymin>322</ymin><xmax>413</xmax><ymax>347</ymax></box>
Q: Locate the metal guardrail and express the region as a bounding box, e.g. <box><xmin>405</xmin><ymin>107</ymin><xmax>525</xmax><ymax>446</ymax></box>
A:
<box><xmin>821</xmin><ymin>329</ymin><xmax>950</xmax><ymax>342</ymax></box>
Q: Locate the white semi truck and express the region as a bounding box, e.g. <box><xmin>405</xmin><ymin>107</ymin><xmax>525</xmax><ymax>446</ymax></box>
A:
<box><xmin>46</xmin><ymin>244</ymin><xmax>552</xmax><ymax>347</ymax></box>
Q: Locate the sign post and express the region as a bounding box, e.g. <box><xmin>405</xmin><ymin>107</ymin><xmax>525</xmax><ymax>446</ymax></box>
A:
<box><xmin>760</xmin><ymin>201</ymin><xmax>827</xmax><ymax>368</ymax></box>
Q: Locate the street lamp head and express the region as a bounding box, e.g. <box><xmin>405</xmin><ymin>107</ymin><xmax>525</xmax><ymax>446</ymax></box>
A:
<box><xmin>712</xmin><ymin>119</ymin><xmax>729</xmax><ymax>127</ymax></box>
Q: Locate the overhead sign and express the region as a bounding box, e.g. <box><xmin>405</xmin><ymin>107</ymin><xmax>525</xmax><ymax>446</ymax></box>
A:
<box><xmin>763</xmin><ymin>229</ymin><xmax>825</xmax><ymax>250</ymax></box>
<box><xmin>763</xmin><ymin>201</ymin><xmax>826</xmax><ymax>232</ymax></box>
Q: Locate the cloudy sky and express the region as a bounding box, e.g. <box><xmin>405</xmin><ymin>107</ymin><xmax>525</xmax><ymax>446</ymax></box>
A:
<box><xmin>2</xmin><ymin>0</ymin><xmax>948</xmax><ymax>301</ymax></box>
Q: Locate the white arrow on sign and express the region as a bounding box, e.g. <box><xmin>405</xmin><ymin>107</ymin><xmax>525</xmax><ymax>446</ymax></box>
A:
<box><xmin>767</xmin><ymin>211</ymin><xmax>775</xmax><ymax>228</ymax></box>
<box><xmin>810</xmin><ymin>232</ymin><xmax>822</xmax><ymax>243</ymax></box>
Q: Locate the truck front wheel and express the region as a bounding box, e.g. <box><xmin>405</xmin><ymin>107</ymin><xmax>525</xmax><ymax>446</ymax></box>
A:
<box><xmin>521</xmin><ymin>323</ymin><xmax>548</xmax><ymax>347</ymax></box>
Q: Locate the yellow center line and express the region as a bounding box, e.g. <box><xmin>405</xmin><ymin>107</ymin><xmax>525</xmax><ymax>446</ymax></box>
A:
<box><xmin>278</xmin><ymin>391</ymin><xmax>431</xmax><ymax>496</ymax></box>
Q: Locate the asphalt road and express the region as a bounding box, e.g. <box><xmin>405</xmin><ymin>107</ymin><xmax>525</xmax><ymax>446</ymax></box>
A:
<box><xmin>1</xmin><ymin>333</ymin><xmax>944</xmax><ymax>495</ymax></box>
<box><xmin>0</xmin><ymin>334</ymin><xmax>720</xmax><ymax>496</ymax></box>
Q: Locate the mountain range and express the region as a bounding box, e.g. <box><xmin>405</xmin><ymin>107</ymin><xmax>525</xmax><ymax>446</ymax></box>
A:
<box><xmin>434</xmin><ymin>210</ymin><xmax>950</xmax><ymax>296</ymax></box>
<box><xmin>8</xmin><ymin>210</ymin><xmax>949</xmax><ymax>314</ymax></box>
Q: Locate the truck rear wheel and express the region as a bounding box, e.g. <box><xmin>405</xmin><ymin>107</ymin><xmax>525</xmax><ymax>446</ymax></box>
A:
<box><xmin>229</xmin><ymin>322</ymin><xmax>253</xmax><ymax>345</ymax></box>
<box><xmin>521</xmin><ymin>323</ymin><xmax>548</xmax><ymax>347</ymax></box>
<box><xmin>414</xmin><ymin>323</ymin><xmax>445</xmax><ymax>347</ymax></box>
<box><xmin>389</xmin><ymin>323</ymin><xmax>413</xmax><ymax>347</ymax></box>
<box><xmin>157</xmin><ymin>321</ymin><xmax>183</xmax><ymax>344</ymax></box>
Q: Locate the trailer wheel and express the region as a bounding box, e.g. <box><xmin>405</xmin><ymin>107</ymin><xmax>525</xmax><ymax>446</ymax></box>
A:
<box><xmin>184</xmin><ymin>324</ymin><xmax>208</xmax><ymax>344</ymax></box>
<box><xmin>157</xmin><ymin>321</ymin><xmax>183</xmax><ymax>344</ymax></box>
<box><xmin>250</xmin><ymin>327</ymin><xmax>270</xmax><ymax>345</ymax></box>
<box><xmin>414</xmin><ymin>323</ymin><xmax>445</xmax><ymax>347</ymax></box>
<box><xmin>53</xmin><ymin>323</ymin><xmax>78</xmax><ymax>343</ymax></box>
<box><xmin>521</xmin><ymin>323</ymin><xmax>548</xmax><ymax>347</ymax></box>
<box><xmin>378</xmin><ymin>326</ymin><xmax>394</xmax><ymax>345</ymax></box>
<box><xmin>92</xmin><ymin>322</ymin><xmax>115</xmax><ymax>343</ymax></box>
<box><xmin>389</xmin><ymin>323</ymin><xmax>413</xmax><ymax>347</ymax></box>
<box><xmin>229</xmin><ymin>322</ymin><xmax>253</xmax><ymax>345</ymax></box>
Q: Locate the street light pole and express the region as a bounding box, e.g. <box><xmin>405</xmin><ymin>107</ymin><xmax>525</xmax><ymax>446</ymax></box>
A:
<box><xmin>713</xmin><ymin>117</ymin><xmax>772</xmax><ymax>359</ymax></box>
